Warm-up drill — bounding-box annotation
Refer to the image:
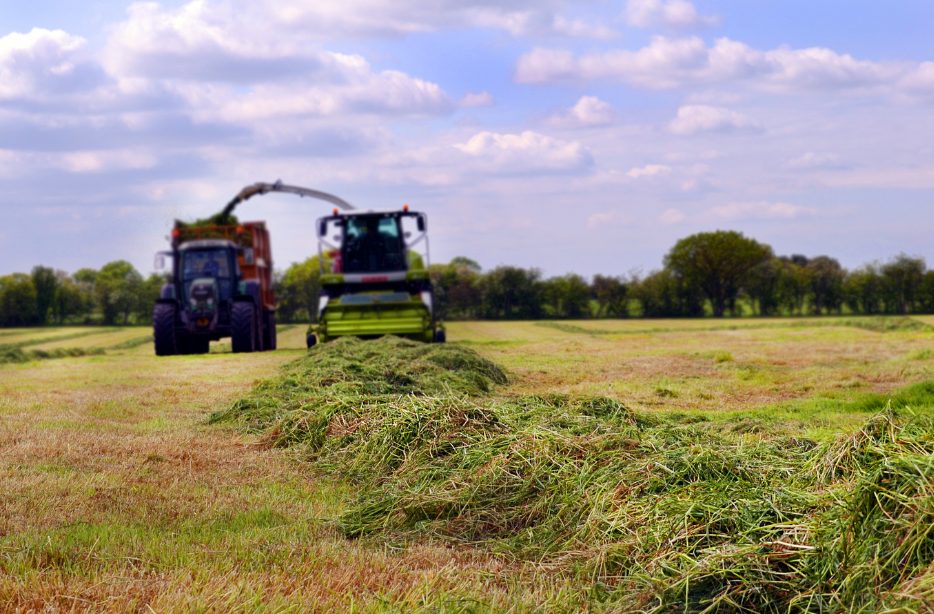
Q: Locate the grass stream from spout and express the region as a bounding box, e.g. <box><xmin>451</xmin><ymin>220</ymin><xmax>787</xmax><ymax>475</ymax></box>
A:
<box><xmin>212</xmin><ymin>336</ymin><xmax>934</xmax><ymax>612</ymax></box>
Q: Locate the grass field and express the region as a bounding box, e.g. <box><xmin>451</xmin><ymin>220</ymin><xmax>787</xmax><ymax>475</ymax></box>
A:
<box><xmin>3</xmin><ymin>318</ymin><xmax>934</xmax><ymax>612</ymax></box>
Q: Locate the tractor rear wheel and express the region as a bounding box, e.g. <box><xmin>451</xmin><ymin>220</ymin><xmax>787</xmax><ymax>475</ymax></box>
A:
<box><xmin>231</xmin><ymin>302</ymin><xmax>256</xmax><ymax>353</ymax></box>
<box><xmin>263</xmin><ymin>311</ymin><xmax>277</xmax><ymax>351</ymax></box>
<box><xmin>153</xmin><ymin>304</ymin><xmax>177</xmax><ymax>356</ymax></box>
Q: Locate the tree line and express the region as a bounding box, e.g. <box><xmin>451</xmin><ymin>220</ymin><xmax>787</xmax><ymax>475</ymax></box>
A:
<box><xmin>3</xmin><ymin>230</ymin><xmax>933</xmax><ymax>326</ymax></box>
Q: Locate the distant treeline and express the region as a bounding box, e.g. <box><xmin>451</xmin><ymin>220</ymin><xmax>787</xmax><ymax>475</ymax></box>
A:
<box><xmin>3</xmin><ymin>230</ymin><xmax>933</xmax><ymax>327</ymax></box>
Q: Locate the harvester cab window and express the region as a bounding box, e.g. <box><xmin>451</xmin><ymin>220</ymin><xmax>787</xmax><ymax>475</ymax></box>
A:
<box><xmin>343</xmin><ymin>215</ymin><xmax>405</xmax><ymax>273</ymax></box>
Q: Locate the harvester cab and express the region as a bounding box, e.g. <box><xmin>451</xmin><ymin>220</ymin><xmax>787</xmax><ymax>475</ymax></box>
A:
<box><xmin>309</xmin><ymin>205</ymin><xmax>444</xmax><ymax>347</ymax></box>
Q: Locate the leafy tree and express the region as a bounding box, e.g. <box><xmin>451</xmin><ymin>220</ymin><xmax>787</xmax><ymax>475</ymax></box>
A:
<box><xmin>664</xmin><ymin>231</ymin><xmax>772</xmax><ymax>317</ymax></box>
<box><xmin>480</xmin><ymin>266</ymin><xmax>543</xmax><ymax>319</ymax></box>
<box><xmin>96</xmin><ymin>260</ymin><xmax>143</xmax><ymax>325</ymax></box>
<box><xmin>592</xmin><ymin>274</ymin><xmax>629</xmax><ymax>318</ymax></box>
<box><xmin>844</xmin><ymin>264</ymin><xmax>882</xmax><ymax>315</ymax></box>
<box><xmin>880</xmin><ymin>254</ymin><xmax>925</xmax><ymax>315</ymax></box>
<box><xmin>50</xmin><ymin>279</ymin><xmax>86</xmax><ymax>324</ymax></box>
<box><xmin>542</xmin><ymin>274</ymin><xmax>592</xmax><ymax>318</ymax></box>
<box><xmin>632</xmin><ymin>270</ymin><xmax>704</xmax><ymax>318</ymax></box>
<box><xmin>919</xmin><ymin>271</ymin><xmax>934</xmax><ymax>314</ymax></box>
<box><xmin>31</xmin><ymin>265</ymin><xmax>58</xmax><ymax>325</ymax></box>
<box><xmin>0</xmin><ymin>274</ymin><xmax>38</xmax><ymax>326</ymax></box>
<box><xmin>449</xmin><ymin>256</ymin><xmax>482</xmax><ymax>273</ymax></box>
<box><xmin>133</xmin><ymin>273</ymin><xmax>168</xmax><ymax>323</ymax></box>
<box><xmin>777</xmin><ymin>259</ymin><xmax>811</xmax><ymax>315</ymax></box>
<box><xmin>280</xmin><ymin>256</ymin><xmax>323</xmax><ymax>322</ymax></box>
<box><xmin>805</xmin><ymin>256</ymin><xmax>845</xmax><ymax>315</ymax></box>
<box><xmin>744</xmin><ymin>258</ymin><xmax>784</xmax><ymax>316</ymax></box>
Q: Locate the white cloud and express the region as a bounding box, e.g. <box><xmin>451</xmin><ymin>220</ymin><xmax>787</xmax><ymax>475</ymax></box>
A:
<box><xmin>102</xmin><ymin>3</ymin><xmax>456</xmax><ymax>120</ymax></box>
<box><xmin>110</xmin><ymin>0</ymin><xmax>617</xmax><ymax>43</ymax></box>
<box><xmin>0</xmin><ymin>28</ymin><xmax>104</xmax><ymax>100</ymax></box>
<box><xmin>515</xmin><ymin>36</ymin><xmax>909</xmax><ymax>94</ymax></box>
<box><xmin>546</xmin><ymin>95</ymin><xmax>615</xmax><ymax>128</ymax></box>
<box><xmin>57</xmin><ymin>150</ymin><xmax>159</xmax><ymax>173</ymax></box>
<box><xmin>659</xmin><ymin>208</ymin><xmax>686</xmax><ymax>224</ymax></box>
<box><xmin>709</xmin><ymin>201</ymin><xmax>817</xmax><ymax>220</ymax></box>
<box><xmin>460</xmin><ymin>91</ymin><xmax>495</xmax><ymax>108</ymax></box>
<box><xmin>785</xmin><ymin>152</ymin><xmax>842</xmax><ymax>170</ymax></box>
<box><xmin>587</xmin><ymin>211</ymin><xmax>631</xmax><ymax>229</ymax></box>
<box><xmin>625</xmin><ymin>0</ymin><xmax>718</xmax><ymax>29</ymax></box>
<box><xmin>627</xmin><ymin>164</ymin><xmax>671</xmax><ymax>178</ymax></box>
<box><xmin>454</xmin><ymin>130</ymin><xmax>594</xmax><ymax>171</ymax></box>
<box><xmin>669</xmin><ymin>105</ymin><xmax>761</xmax><ymax>135</ymax></box>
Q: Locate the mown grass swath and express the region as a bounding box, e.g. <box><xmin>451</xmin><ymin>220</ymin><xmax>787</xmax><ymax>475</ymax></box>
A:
<box><xmin>214</xmin><ymin>337</ymin><xmax>934</xmax><ymax>612</ymax></box>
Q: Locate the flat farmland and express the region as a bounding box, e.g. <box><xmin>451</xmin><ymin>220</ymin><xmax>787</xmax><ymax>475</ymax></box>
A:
<box><xmin>2</xmin><ymin>318</ymin><xmax>934</xmax><ymax>612</ymax></box>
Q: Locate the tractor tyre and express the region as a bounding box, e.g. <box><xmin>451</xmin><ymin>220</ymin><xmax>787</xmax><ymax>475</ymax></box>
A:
<box><xmin>231</xmin><ymin>302</ymin><xmax>256</xmax><ymax>353</ymax></box>
<box><xmin>153</xmin><ymin>304</ymin><xmax>177</xmax><ymax>356</ymax></box>
<box><xmin>263</xmin><ymin>311</ymin><xmax>277</xmax><ymax>351</ymax></box>
<box><xmin>433</xmin><ymin>329</ymin><xmax>446</xmax><ymax>344</ymax></box>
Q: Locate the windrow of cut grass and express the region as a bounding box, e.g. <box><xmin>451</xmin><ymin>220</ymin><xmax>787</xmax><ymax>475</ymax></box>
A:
<box><xmin>215</xmin><ymin>337</ymin><xmax>934</xmax><ymax>612</ymax></box>
<box><xmin>0</xmin><ymin>346</ymin><xmax>106</xmax><ymax>364</ymax></box>
<box><xmin>537</xmin><ymin>314</ymin><xmax>932</xmax><ymax>336</ymax></box>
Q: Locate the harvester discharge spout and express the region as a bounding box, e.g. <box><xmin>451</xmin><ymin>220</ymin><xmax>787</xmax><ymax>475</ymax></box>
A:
<box><xmin>221</xmin><ymin>180</ymin><xmax>356</xmax><ymax>219</ymax></box>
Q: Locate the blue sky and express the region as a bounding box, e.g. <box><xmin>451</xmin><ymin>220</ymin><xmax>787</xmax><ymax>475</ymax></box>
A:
<box><xmin>2</xmin><ymin>0</ymin><xmax>934</xmax><ymax>277</ymax></box>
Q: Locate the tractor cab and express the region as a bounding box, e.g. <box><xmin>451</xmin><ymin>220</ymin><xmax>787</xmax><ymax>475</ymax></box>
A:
<box><xmin>310</xmin><ymin>207</ymin><xmax>443</xmax><ymax>345</ymax></box>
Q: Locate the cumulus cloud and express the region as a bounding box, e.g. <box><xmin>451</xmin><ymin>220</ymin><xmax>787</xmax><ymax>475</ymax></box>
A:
<box><xmin>709</xmin><ymin>201</ymin><xmax>817</xmax><ymax>220</ymax></box>
<box><xmin>627</xmin><ymin>164</ymin><xmax>671</xmax><ymax>179</ymax></box>
<box><xmin>454</xmin><ymin>130</ymin><xmax>593</xmax><ymax>172</ymax></box>
<box><xmin>0</xmin><ymin>29</ymin><xmax>108</xmax><ymax>101</ymax></box>
<box><xmin>669</xmin><ymin>105</ymin><xmax>761</xmax><ymax>136</ymax></box>
<box><xmin>460</xmin><ymin>91</ymin><xmax>495</xmax><ymax>108</ymax></box>
<box><xmin>546</xmin><ymin>96</ymin><xmax>615</xmax><ymax>128</ymax></box>
<box><xmin>659</xmin><ymin>208</ymin><xmax>686</xmax><ymax>224</ymax></box>
<box><xmin>101</xmin><ymin>3</ymin><xmax>456</xmax><ymax>121</ymax></box>
<box><xmin>515</xmin><ymin>35</ymin><xmax>909</xmax><ymax>93</ymax></box>
<box><xmin>587</xmin><ymin>211</ymin><xmax>630</xmax><ymax>229</ymax></box>
<box><xmin>625</xmin><ymin>0</ymin><xmax>718</xmax><ymax>29</ymax></box>
<box><xmin>785</xmin><ymin>152</ymin><xmax>843</xmax><ymax>170</ymax></box>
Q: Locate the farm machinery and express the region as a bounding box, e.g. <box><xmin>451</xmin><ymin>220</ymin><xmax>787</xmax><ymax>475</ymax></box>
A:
<box><xmin>309</xmin><ymin>206</ymin><xmax>443</xmax><ymax>347</ymax></box>
<box><xmin>152</xmin><ymin>181</ymin><xmax>442</xmax><ymax>355</ymax></box>
<box><xmin>153</xmin><ymin>219</ymin><xmax>276</xmax><ymax>355</ymax></box>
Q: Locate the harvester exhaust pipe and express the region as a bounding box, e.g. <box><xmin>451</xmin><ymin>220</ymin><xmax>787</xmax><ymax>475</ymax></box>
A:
<box><xmin>221</xmin><ymin>179</ymin><xmax>356</xmax><ymax>218</ymax></box>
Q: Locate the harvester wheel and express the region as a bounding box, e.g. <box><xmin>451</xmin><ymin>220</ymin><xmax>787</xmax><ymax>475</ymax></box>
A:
<box><xmin>433</xmin><ymin>329</ymin><xmax>446</xmax><ymax>344</ymax></box>
<box><xmin>153</xmin><ymin>304</ymin><xmax>177</xmax><ymax>356</ymax></box>
<box><xmin>231</xmin><ymin>302</ymin><xmax>256</xmax><ymax>353</ymax></box>
<box><xmin>306</xmin><ymin>334</ymin><xmax>317</xmax><ymax>348</ymax></box>
<box><xmin>263</xmin><ymin>312</ymin><xmax>277</xmax><ymax>351</ymax></box>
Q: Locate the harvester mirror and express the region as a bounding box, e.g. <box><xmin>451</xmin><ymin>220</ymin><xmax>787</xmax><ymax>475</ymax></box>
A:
<box><xmin>417</xmin><ymin>216</ymin><xmax>426</xmax><ymax>232</ymax></box>
<box><xmin>318</xmin><ymin>219</ymin><xmax>326</xmax><ymax>237</ymax></box>
<box><xmin>241</xmin><ymin>247</ymin><xmax>255</xmax><ymax>265</ymax></box>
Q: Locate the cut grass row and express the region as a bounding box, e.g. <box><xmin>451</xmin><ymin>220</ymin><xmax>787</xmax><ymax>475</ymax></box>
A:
<box><xmin>215</xmin><ymin>336</ymin><xmax>934</xmax><ymax>612</ymax></box>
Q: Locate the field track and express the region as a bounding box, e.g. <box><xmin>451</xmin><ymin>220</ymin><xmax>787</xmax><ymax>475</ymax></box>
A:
<box><xmin>3</xmin><ymin>318</ymin><xmax>934</xmax><ymax>612</ymax></box>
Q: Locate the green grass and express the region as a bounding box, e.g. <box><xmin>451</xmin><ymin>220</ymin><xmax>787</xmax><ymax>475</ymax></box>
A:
<box><xmin>7</xmin><ymin>320</ymin><xmax>934</xmax><ymax>612</ymax></box>
<box><xmin>213</xmin><ymin>334</ymin><xmax>934</xmax><ymax>612</ymax></box>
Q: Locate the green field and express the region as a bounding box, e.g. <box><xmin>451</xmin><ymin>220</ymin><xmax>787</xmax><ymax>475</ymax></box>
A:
<box><xmin>3</xmin><ymin>319</ymin><xmax>934</xmax><ymax>612</ymax></box>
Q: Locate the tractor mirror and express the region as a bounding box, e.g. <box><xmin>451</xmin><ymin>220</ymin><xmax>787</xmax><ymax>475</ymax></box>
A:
<box><xmin>154</xmin><ymin>254</ymin><xmax>165</xmax><ymax>270</ymax></box>
<box><xmin>318</xmin><ymin>219</ymin><xmax>326</xmax><ymax>237</ymax></box>
<box><xmin>417</xmin><ymin>216</ymin><xmax>426</xmax><ymax>232</ymax></box>
<box><xmin>241</xmin><ymin>247</ymin><xmax>255</xmax><ymax>265</ymax></box>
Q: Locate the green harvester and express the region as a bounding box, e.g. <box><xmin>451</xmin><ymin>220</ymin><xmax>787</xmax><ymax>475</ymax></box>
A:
<box><xmin>308</xmin><ymin>206</ymin><xmax>443</xmax><ymax>347</ymax></box>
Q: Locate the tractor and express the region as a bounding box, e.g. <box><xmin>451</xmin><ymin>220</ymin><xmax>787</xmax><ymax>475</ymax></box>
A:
<box><xmin>153</xmin><ymin>220</ymin><xmax>275</xmax><ymax>355</ymax></box>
